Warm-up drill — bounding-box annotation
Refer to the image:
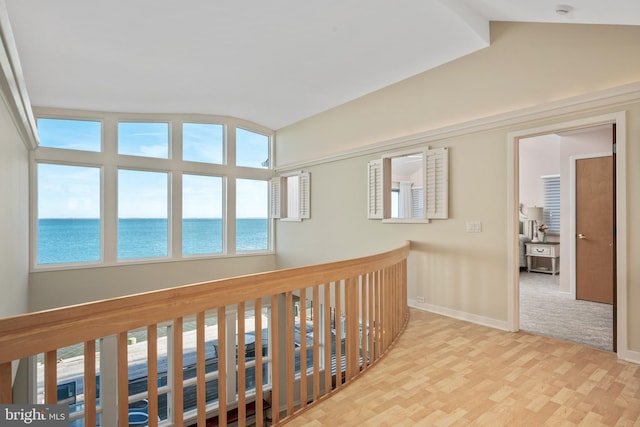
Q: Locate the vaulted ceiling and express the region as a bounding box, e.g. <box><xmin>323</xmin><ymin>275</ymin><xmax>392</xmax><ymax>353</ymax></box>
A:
<box><xmin>5</xmin><ymin>0</ymin><xmax>640</xmax><ymax>130</ymax></box>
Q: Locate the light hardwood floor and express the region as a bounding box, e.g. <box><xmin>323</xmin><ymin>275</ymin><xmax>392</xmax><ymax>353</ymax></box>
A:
<box><xmin>282</xmin><ymin>309</ymin><xmax>640</xmax><ymax>426</ymax></box>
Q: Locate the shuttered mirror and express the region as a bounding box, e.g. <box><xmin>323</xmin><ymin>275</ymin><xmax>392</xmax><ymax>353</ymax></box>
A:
<box><xmin>367</xmin><ymin>147</ymin><xmax>448</xmax><ymax>223</ymax></box>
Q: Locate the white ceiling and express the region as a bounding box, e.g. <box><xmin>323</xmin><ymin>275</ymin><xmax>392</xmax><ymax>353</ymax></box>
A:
<box><xmin>4</xmin><ymin>0</ymin><xmax>640</xmax><ymax>130</ymax></box>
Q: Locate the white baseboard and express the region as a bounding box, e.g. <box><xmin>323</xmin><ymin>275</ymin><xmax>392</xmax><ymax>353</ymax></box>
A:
<box><xmin>618</xmin><ymin>348</ymin><xmax>640</xmax><ymax>365</ymax></box>
<box><xmin>408</xmin><ymin>300</ymin><xmax>510</xmax><ymax>331</ymax></box>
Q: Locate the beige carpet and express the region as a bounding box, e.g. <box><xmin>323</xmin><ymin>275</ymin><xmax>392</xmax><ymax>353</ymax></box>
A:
<box><xmin>519</xmin><ymin>271</ymin><xmax>613</xmax><ymax>351</ymax></box>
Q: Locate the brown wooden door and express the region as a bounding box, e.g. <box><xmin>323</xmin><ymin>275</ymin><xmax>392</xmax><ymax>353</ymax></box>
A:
<box><xmin>576</xmin><ymin>156</ymin><xmax>614</xmax><ymax>304</ymax></box>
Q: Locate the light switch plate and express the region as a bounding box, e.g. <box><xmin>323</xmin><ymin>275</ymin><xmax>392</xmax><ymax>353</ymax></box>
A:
<box><xmin>466</xmin><ymin>221</ymin><xmax>482</xmax><ymax>233</ymax></box>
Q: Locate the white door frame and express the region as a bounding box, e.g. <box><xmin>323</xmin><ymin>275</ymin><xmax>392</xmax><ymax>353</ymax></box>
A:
<box><xmin>569</xmin><ymin>152</ymin><xmax>612</xmax><ymax>300</ymax></box>
<box><xmin>507</xmin><ymin>111</ymin><xmax>628</xmax><ymax>358</ymax></box>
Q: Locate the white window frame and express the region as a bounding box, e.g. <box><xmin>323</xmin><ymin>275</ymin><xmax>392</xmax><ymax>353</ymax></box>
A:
<box><xmin>31</xmin><ymin>109</ymin><xmax>275</xmax><ymax>271</ymax></box>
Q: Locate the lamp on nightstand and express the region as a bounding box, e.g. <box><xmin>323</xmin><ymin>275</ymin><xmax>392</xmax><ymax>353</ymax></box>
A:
<box><xmin>527</xmin><ymin>206</ymin><xmax>544</xmax><ymax>242</ymax></box>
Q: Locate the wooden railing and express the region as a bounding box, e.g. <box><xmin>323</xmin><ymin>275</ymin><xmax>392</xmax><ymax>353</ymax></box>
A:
<box><xmin>0</xmin><ymin>242</ymin><xmax>410</xmax><ymax>426</ymax></box>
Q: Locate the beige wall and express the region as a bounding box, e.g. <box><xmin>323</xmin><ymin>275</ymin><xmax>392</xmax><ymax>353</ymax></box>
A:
<box><xmin>29</xmin><ymin>255</ymin><xmax>276</xmax><ymax>311</ymax></box>
<box><xmin>0</xmin><ymin>96</ymin><xmax>30</xmax><ymax>319</ymax></box>
<box><xmin>274</xmin><ymin>22</ymin><xmax>640</xmax><ymax>353</ymax></box>
<box><xmin>277</xmin><ymin>22</ymin><xmax>640</xmax><ymax>166</ymax></box>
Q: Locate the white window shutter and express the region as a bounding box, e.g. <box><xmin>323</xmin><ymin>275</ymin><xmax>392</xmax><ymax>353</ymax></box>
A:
<box><xmin>299</xmin><ymin>172</ymin><xmax>310</xmax><ymax>219</ymax></box>
<box><xmin>270</xmin><ymin>177</ymin><xmax>281</xmax><ymax>219</ymax></box>
<box><xmin>425</xmin><ymin>147</ymin><xmax>448</xmax><ymax>219</ymax></box>
<box><xmin>411</xmin><ymin>187</ymin><xmax>424</xmax><ymax>218</ymax></box>
<box><xmin>368</xmin><ymin>159</ymin><xmax>383</xmax><ymax>219</ymax></box>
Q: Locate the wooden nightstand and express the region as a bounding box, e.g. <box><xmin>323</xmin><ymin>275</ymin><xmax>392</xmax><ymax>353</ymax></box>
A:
<box><xmin>525</xmin><ymin>242</ymin><xmax>560</xmax><ymax>275</ymax></box>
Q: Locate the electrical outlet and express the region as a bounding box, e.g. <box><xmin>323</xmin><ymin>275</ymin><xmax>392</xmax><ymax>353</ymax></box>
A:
<box><xmin>466</xmin><ymin>221</ymin><xmax>482</xmax><ymax>233</ymax></box>
<box><xmin>416</xmin><ymin>296</ymin><xmax>425</xmax><ymax>303</ymax></box>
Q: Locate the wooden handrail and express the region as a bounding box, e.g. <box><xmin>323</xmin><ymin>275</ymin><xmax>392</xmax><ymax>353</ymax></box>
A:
<box><xmin>0</xmin><ymin>242</ymin><xmax>410</xmax><ymax>426</ymax></box>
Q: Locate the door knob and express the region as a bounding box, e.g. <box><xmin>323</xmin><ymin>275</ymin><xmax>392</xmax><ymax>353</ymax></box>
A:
<box><xmin>577</xmin><ymin>233</ymin><xmax>588</xmax><ymax>240</ymax></box>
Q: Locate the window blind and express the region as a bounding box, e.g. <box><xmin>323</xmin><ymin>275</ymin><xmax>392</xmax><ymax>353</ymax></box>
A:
<box><xmin>542</xmin><ymin>174</ymin><xmax>560</xmax><ymax>233</ymax></box>
<box><xmin>411</xmin><ymin>187</ymin><xmax>424</xmax><ymax>218</ymax></box>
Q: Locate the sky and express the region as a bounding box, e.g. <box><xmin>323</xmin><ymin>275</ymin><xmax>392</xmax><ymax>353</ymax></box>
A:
<box><xmin>37</xmin><ymin>119</ymin><xmax>269</xmax><ymax>219</ymax></box>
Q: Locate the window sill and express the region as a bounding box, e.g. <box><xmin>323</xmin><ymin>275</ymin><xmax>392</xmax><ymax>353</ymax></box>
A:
<box><xmin>30</xmin><ymin>251</ymin><xmax>275</xmax><ymax>273</ymax></box>
<box><xmin>382</xmin><ymin>218</ymin><xmax>430</xmax><ymax>224</ymax></box>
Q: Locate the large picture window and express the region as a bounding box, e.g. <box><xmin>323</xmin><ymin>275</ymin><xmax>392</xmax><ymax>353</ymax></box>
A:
<box><xmin>37</xmin><ymin>118</ymin><xmax>102</xmax><ymax>152</ymax></box>
<box><xmin>33</xmin><ymin>113</ymin><xmax>273</xmax><ymax>269</ymax></box>
<box><xmin>37</xmin><ymin>163</ymin><xmax>101</xmax><ymax>264</ymax></box>
<box><xmin>118</xmin><ymin>169</ymin><xmax>169</xmax><ymax>260</ymax></box>
<box><xmin>118</xmin><ymin>122</ymin><xmax>169</xmax><ymax>159</ymax></box>
<box><xmin>183</xmin><ymin>123</ymin><xmax>224</xmax><ymax>164</ymax></box>
<box><xmin>236</xmin><ymin>128</ymin><xmax>270</xmax><ymax>169</ymax></box>
<box><xmin>182</xmin><ymin>174</ymin><xmax>223</xmax><ymax>255</ymax></box>
<box><xmin>236</xmin><ymin>179</ymin><xmax>269</xmax><ymax>252</ymax></box>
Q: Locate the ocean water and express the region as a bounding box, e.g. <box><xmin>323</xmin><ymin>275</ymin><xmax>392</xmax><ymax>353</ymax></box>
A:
<box><xmin>37</xmin><ymin>218</ymin><xmax>268</xmax><ymax>265</ymax></box>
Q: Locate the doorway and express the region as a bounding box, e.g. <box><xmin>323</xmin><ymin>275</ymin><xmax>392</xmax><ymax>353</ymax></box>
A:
<box><xmin>508</xmin><ymin>113</ymin><xmax>626</xmax><ymax>354</ymax></box>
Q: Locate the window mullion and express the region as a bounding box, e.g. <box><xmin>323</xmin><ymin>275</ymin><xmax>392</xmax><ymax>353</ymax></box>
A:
<box><xmin>103</xmin><ymin>116</ymin><xmax>119</xmax><ymax>264</ymax></box>
<box><xmin>226</xmin><ymin>177</ymin><xmax>236</xmax><ymax>255</ymax></box>
<box><xmin>172</xmin><ymin>172</ymin><xmax>183</xmax><ymax>258</ymax></box>
<box><xmin>226</xmin><ymin>125</ymin><xmax>235</xmax><ymax>168</ymax></box>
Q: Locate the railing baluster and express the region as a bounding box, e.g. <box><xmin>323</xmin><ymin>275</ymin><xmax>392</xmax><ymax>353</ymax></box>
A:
<box><xmin>356</xmin><ymin>276</ymin><xmax>362</xmax><ymax>375</ymax></box>
<box><xmin>217</xmin><ymin>307</ymin><xmax>227</xmax><ymax>427</ymax></box>
<box><xmin>196</xmin><ymin>312</ymin><xmax>206</xmax><ymax>426</ymax></box>
<box><xmin>390</xmin><ymin>265</ymin><xmax>395</xmax><ymax>339</ymax></box>
<box><xmin>388</xmin><ymin>267</ymin><xmax>392</xmax><ymax>348</ymax></box>
<box><xmin>238</xmin><ymin>302</ymin><xmax>246</xmax><ymax>427</ymax></box>
<box><xmin>270</xmin><ymin>295</ymin><xmax>280</xmax><ymax>425</ymax></box>
<box><xmin>44</xmin><ymin>350</ymin><xmax>57</xmax><ymax>404</ymax></box>
<box><xmin>323</xmin><ymin>283</ymin><xmax>331</xmax><ymax>397</ymax></box>
<box><xmin>396</xmin><ymin>263</ymin><xmax>401</xmax><ymax>335</ymax></box>
<box><xmin>350</xmin><ymin>277</ymin><xmax>359</xmax><ymax>379</ymax></box>
<box><xmin>285</xmin><ymin>291</ymin><xmax>294</xmax><ymax>416</ymax></box>
<box><xmin>0</xmin><ymin>362</ymin><xmax>12</xmax><ymax>403</ymax></box>
<box><xmin>393</xmin><ymin>265</ymin><xmax>398</xmax><ymax>339</ymax></box>
<box><xmin>299</xmin><ymin>287</ymin><xmax>308</xmax><ymax>409</ymax></box>
<box><xmin>370</xmin><ymin>273</ymin><xmax>375</xmax><ymax>363</ymax></box>
<box><xmin>403</xmin><ymin>259</ymin><xmax>408</xmax><ymax>322</ymax></box>
<box><xmin>312</xmin><ymin>284</ymin><xmax>320</xmax><ymax>401</ymax></box>
<box><xmin>345</xmin><ymin>277</ymin><xmax>354</xmax><ymax>381</ymax></box>
<box><xmin>173</xmin><ymin>317</ymin><xmax>184</xmax><ymax>427</ymax></box>
<box><xmin>376</xmin><ymin>270</ymin><xmax>382</xmax><ymax>360</ymax></box>
<box><xmin>84</xmin><ymin>340</ymin><xmax>97</xmax><ymax>426</ymax></box>
<box><xmin>334</xmin><ymin>280</ymin><xmax>342</xmax><ymax>389</ymax></box>
<box><xmin>361</xmin><ymin>274</ymin><xmax>368</xmax><ymax>369</ymax></box>
<box><xmin>383</xmin><ymin>267</ymin><xmax>389</xmax><ymax>349</ymax></box>
<box><xmin>117</xmin><ymin>332</ymin><xmax>128</xmax><ymax>427</ymax></box>
<box><xmin>381</xmin><ymin>271</ymin><xmax>384</xmax><ymax>355</ymax></box>
<box><xmin>148</xmin><ymin>324</ymin><xmax>158</xmax><ymax>427</ymax></box>
<box><xmin>255</xmin><ymin>299</ymin><xmax>264</xmax><ymax>427</ymax></box>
